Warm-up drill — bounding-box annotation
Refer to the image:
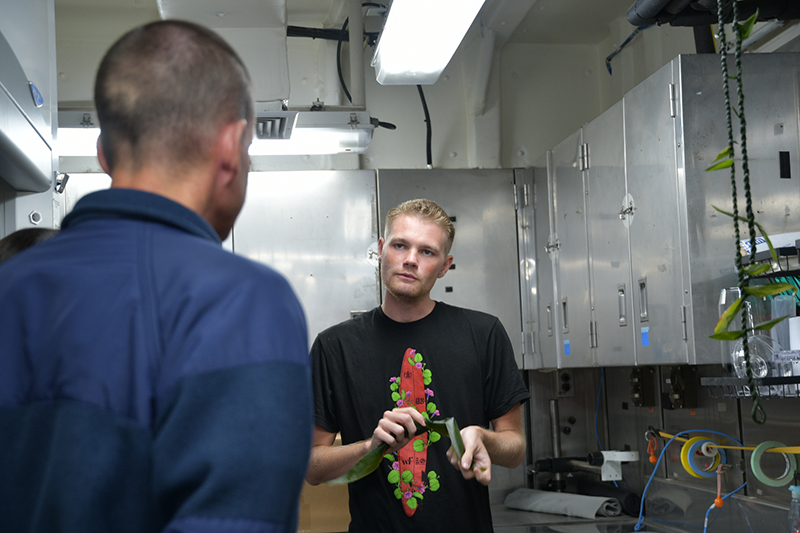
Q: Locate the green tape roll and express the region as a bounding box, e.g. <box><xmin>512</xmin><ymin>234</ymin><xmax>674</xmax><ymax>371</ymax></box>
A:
<box><xmin>750</xmin><ymin>441</ymin><xmax>797</xmax><ymax>487</ymax></box>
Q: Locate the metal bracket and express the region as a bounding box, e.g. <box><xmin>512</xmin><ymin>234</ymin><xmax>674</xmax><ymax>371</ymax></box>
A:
<box><xmin>55</xmin><ymin>173</ymin><xmax>70</xmax><ymax>194</ymax></box>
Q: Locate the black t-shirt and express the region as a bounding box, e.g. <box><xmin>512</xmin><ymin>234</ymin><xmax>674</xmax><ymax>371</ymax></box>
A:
<box><xmin>312</xmin><ymin>302</ymin><xmax>530</xmax><ymax>533</ymax></box>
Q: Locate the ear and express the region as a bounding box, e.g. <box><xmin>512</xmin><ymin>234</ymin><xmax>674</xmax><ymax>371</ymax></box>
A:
<box><xmin>377</xmin><ymin>237</ymin><xmax>385</xmax><ymax>257</ymax></box>
<box><xmin>97</xmin><ymin>135</ymin><xmax>111</xmax><ymax>175</ymax></box>
<box><xmin>437</xmin><ymin>255</ymin><xmax>454</xmax><ymax>278</ymax></box>
<box><xmin>215</xmin><ymin>119</ymin><xmax>249</xmax><ymax>186</ymax></box>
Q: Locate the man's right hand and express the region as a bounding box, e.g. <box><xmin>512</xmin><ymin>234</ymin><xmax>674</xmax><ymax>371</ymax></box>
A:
<box><xmin>371</xmin><ymin>407</ymin><xmax>427</xmax><ymax>453</ymax></box>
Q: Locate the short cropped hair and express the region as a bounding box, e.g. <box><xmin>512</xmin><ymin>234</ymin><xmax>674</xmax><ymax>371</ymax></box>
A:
<box><xmin>94</xmin><ymin>20</ymin><xmax>254</xmax><ymax>173</ymax></box>
<box><xmin>385</xmin><ymin>199</ymin><xmax>455</xmax><ymax>254</ymax></box>
<box><xmin>0</xmin><ymin>228</ymin><xmax>59</xmax><ymax>265</ymax></box>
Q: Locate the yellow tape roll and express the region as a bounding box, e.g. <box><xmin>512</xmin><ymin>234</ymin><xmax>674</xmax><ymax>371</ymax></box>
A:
<box><xmin>681</xmin><ymin>437</ymin><xmax>710</xmax><ymax>478</ymax></box>
<box><xmin>750</xmin><ymin>441</ymin><xmax>797</xmax><ymax>487</ymax></box>
<box><xmin>680</xmin><ymin>436</ymin><xmax>723</xmax><ymax>478</ymax></box>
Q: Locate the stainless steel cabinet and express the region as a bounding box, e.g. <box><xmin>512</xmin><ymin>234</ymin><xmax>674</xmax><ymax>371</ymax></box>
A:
<box><xmin>532</xmin><ymin>154</ymin><xmax>560</xmax><ymax>368</ymax></box>
<box><xmin>583</xmin><ymin>100</ymin><xmax>637</xmax><ymax>367</ymax></box>
<box><xmin>233</xmin><ymin>170</ymin><xmax>381</xmax><ymax>343</ymax></box>
<box><xmin>524</xmin><ymin>53</ymin><xmax>800</xmax><ymax>368</ymax></box>
<box><xmin>551</xmin><ymin>130</ymin><xmax>593</xmax><ymax>367</ymax></box>
<box><xmin>625</xmin><ymin>61</ymin><xmax>688</xmax><ymax>366</ymax></box>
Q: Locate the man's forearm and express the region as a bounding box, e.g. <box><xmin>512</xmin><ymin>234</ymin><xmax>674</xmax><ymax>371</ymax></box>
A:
<box><xmin>480</xmin><ymin>426</ymin><xmax>526</xmax><ymax>468</ymax></box>
<box><xmin>306</xmin><ymin>439</ymin><xmax>372</xmax><ymax>485</ymax></box>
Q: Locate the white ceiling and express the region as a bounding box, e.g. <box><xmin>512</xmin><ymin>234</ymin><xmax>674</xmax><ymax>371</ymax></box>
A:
<box><xmin>52</xmin><ymin>0</ymin><xmax>638</xmax><ymax>105</ymax></box>
<box><xmin>54</xmin><ymin>0</ymin><xmax>636</xmax><ymax>42</ymax></box>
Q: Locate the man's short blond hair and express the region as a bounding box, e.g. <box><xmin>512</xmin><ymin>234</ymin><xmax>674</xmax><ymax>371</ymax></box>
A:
<box><xmin>385</xmin><ymin>199</ymin><xmax>455</xmax><ymax>254</ymax></box>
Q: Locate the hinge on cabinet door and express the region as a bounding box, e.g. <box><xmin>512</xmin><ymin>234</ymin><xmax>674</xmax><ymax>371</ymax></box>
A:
<box><xmin>669</xmin><ymin>83</ymin><xmax>677</xmax><ymax>118</ymax></box>
<box><xmin>589</xmin><ymin>320</ymin><xmax>598</xmax><ymax>348</ymax></box>
<box><xmin>681</xmin><ymin>305</ymin><xmax>688</xmax><ymax>341</ymax></box>
<box><xmin>579</xmin><ymin>143</ymin><xmax>589</xmax><ymax>171</ymax></box>
<box><xmin>523</xmin><ymin>183</ymin><xmax>530</xmax><ymax>208</ymax></box>
<box><xmin>521</xmin><ymin>330</ymin><xmax>536</xmax><ymax>357</ymax></box>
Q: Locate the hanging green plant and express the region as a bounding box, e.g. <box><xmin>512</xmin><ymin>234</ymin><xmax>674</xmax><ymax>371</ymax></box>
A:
<box><xmin>707</xmin><ymin>4</ymin><xmax>796</xmax><ymax>425</ymax></box>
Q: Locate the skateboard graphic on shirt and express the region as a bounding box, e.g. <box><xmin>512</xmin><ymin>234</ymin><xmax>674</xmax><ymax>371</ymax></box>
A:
<box><xmin>385</xmin><ymin>348</ymin><xmax>441</xmax><ymax>516</ymax></box>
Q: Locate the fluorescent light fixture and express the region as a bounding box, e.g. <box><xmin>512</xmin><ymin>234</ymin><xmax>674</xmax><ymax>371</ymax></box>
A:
<box><xmin>249</xmin><ymin>111</ymin><xmax>374</xmax><ymax>155</ymax></box>
<box><xmin>57</xmin><ymin>128</ymin><xmax>100</xmax><ymax>157</ymax></box>
<box><xmin>58</xmin><ymin>111</ymin><xmax>374</xmax><ymax>158</ymax></box>
<box><xmin>371</xmin><ymin>0</ymin><xmax>487</xmax><ymax>85</ymax></box>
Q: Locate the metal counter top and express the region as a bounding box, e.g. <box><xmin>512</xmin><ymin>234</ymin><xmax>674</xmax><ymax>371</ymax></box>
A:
<box><xmin>491</xmin><ymin>504</ymin><xmax>655</xmax><ymax>533</ymax></box>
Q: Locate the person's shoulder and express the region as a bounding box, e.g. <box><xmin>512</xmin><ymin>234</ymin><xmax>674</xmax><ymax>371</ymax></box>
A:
<box><xmin>436</xmin><ymin>301</ymin><xmax>499</xmax><ymax>327</ymax></box>
<box><xmin>315</xmin><ymin>307</ymin><xmax>379</xmax><ymax>343</ymax></box>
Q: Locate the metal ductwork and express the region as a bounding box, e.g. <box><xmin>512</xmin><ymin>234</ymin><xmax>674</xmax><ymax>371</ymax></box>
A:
<box><xmin>627</xmin><ymin>0</ymin><xmax>800</xmax><ymax>27</ymax></box>
<box><xmin>0</xmin><ymin>30</ymin><xmax>52</xmax><ymax>192</ymax></box>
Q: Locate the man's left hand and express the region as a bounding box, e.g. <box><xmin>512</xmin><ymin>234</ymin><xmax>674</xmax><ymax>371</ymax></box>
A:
<box><xmin>446</xmin><ymin>425</ymin><xmax>492</xmax><ymax>485</ymax></box>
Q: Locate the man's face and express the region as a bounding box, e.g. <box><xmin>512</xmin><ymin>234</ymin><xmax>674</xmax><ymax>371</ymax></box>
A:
<box><xmin>379</xmin><ymin>214</ymin><xmax>453</xmax><ymax>304</ymax></box>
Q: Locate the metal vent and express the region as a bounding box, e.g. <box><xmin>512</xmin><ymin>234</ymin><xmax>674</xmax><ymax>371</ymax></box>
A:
<box><xmin>255</xmin><ymin>111</ymin><xmax>298</xmax><ymax>140</ymax></box>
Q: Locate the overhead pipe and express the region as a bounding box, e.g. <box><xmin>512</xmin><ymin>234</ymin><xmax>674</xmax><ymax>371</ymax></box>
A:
<box><xmin>626</xmin><ymin>0</ymin><xmax>673</xmax><ymax>26</ymax></box>
<box><xmin>348</xmin><ymin>0</ymin><xmax>366</xmax><ymax>109</ymax></box>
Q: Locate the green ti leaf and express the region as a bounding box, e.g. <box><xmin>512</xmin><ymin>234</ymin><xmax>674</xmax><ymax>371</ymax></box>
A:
<box><xmin>709</xmin><ymin>330</ymin><xmax>745</xmax><ymax>341</ymax></box>
<box><xmin>329</xmin><ymin>417</ymin><xmax>470</xmax><ymax>485</ymax></box>
<box><xmin>710</xmin><ymin>145</ymin><xmax>734</xmax><ymax>164</ymax></box>
<box><xmin>742</xmin><ymin>263</ymin><xmax>772</xmax><ymax>276</ymax></box>
<box><xmin>754</xmin><ymin>316</ymin><xmax>790</xmax><ymax>331</ymax></box>
<box><xmin>329</xmin><ymin>443</ymin><xmax>389</xmax><ymax>484</ymax></box>
<box><xmin>737</xmin><ymin>9</ymin><xmax>759</xmax><ymax>40</ymax></box>
<box><xmin>744</xmin><ymin>283</ymin><xmax>798</xmax><ymax>298</ymax></box>
<box><xmin>714</xmin><ymin>296</ymin><xmax>743</xmax><ymax>335</ymax></box>
<box><xmin>706</xmin><ymin>158</ymin><xmax>734</xmax><ymax>172</ymax></box>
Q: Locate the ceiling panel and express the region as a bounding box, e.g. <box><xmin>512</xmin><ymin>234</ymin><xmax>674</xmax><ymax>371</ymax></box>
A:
<box><xmin>508</xmin><ymin>0</ymin><xmax>636</xmax><ymax>45</ymax></box>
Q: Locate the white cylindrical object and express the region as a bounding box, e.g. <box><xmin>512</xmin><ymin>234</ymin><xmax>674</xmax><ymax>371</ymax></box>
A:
<box><xmin>789</xmin><ymin>316</ymin><xmax>800</xmax><ymax>350</ymax></box>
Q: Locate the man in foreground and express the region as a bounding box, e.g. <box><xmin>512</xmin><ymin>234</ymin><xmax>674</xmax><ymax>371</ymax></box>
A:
<box><xmin>307</xmin><ymin>198</ymin><xmax>530</xmax><ymax>532</ymax></box>
<box><xmin>0</xmin><ymin>20</ymin><xmax>312</xmax><ymax>532</ymax></box>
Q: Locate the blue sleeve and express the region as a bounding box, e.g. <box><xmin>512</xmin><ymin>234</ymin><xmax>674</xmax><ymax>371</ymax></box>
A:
<box><xmin>152</xmin><ymin>254</ymin><xmax>313</xmax><ymax>532</ymax></box>
<box><xmin>154</xmin><ymin>363</ymin><xmax>312</xmax><ymax>533</ymax></box>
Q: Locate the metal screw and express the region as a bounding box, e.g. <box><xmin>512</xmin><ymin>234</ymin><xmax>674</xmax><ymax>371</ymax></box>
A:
<box><xmin>29</xmin><ymin>211</ymin><xmax>42</xmax><ymax>225</ymax></box>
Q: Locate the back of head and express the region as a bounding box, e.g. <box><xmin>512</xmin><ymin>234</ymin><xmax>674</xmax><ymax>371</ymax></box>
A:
<box><xmin>94</xmin><ymin>20</ymin><xmax>253</xmax><ymax>174</ymax></box>
<box><xmin>0</xmin><ymin>228</ymin><xmax>59</xmax><ymax>265</ymax></box>
<box><xmin>385</xmin><ymin>198</ymin><xmax>456</xmax><ymax>254</ymax></box>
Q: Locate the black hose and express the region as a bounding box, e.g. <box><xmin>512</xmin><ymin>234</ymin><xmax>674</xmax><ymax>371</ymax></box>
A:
<box><xmin>416</xmin><ymin>85</ymin><xmax>432</xmax><ymax>167</ymax></box>
<box><xmin>337</xmin><ymin>3</ymin><xmax>387</xmax><ymax>104</ymax></box>
<box><xmin>337</xmin><ymin>18</ymin><xmax>352</xmax><ymax>103</ymax></box>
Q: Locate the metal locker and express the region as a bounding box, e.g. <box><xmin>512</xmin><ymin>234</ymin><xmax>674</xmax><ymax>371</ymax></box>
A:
<box><xmin>532</xmin><ymin>154</ymin><xmax>560</xmax><ymax>369</ymax></box>
<box><xmin>583</xmin><ymin>100</ymin><xmax>637</xmax><ymax>366</ymax></box>
<box><xmin>624</xmin><ymin>61</ymin><xmax>689</xmax><ymax>366</ymax></box>
<box><xmin>551</xmin><ymin>130</ymin><xmax>593</xmax><ymax>367</ymax></box>
<box><xmin>515</xmin><ymin>167</ymin><xmax>540</xmax><ymax>369</ymax></box>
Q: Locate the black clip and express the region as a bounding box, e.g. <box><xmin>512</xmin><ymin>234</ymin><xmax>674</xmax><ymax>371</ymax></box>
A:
<box><xmin>55</xmin><ymin>173</ymin><xmax>70</xmax><ymax>194</ymax></box>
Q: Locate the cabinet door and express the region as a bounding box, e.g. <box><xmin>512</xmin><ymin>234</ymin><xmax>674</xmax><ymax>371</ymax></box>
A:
<box><xmin>584</xmin><ymin>100</ymin><xmax>637</xmax><ymax>367</ymax></box>
<box><xmin>377</xmin><ymin>169</ymin><xmax>523</xmax><ymax>368</ymax></box>
<box><xmin>552</xmin><ymin>130</ymin><xmax>593</xmax><ymax>367</ymax></box>
<box><xmin>233</xmin><ymin>170</ymin><xmax>381</xmax><ymax>343</ymax></box>
<box><xmin>678</xmin><ymin>53</ymin><xmax>800</xmax><ymax>364</ymax></box>
<box><xmin>515</xmin><ymin>168</ymin><xmax>540</xmax><ymax>369</ymax></box>
<box><xmin>624</xmin><ymin>63</ymin><xmax>689</xmax><ymax>365</ymax></box>
<box><xmin>533</xmin><ymin>155</ymin><xmax>560</xmax><ymax>369</ymax></box>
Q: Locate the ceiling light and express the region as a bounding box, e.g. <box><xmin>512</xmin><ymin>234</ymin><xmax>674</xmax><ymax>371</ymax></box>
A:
<box><xmin>249</xmin><ymin>111</ymin><xmax>374</xmax><ymax>155</ymax></box>
<box><xmin>57</xmin><ymin>111</ymin><xmax>374</xmax><ymax>158</ymax></box>
<box><xmin>57</xmin><ymin>128</ymin><xmax>99</xmax><ymax>157</ymax></box>
<box><xmin>371</xmin><ymin>0</ymin><xmax>487</xmax><ymax>85</ymax></box>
